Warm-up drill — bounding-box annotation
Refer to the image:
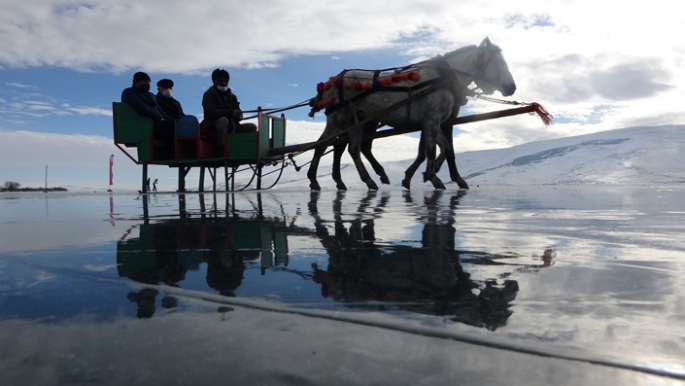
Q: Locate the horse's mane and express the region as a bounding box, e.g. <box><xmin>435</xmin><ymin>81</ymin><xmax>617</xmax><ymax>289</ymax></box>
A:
<box><xmin>443</xmin><ymin>45</ymin><xmax>477</xmax><ymax>58</ymax></box>
<box><xmin>443</xmin><ymin>43</ymin><xmax>501</xmax><ymax>59</ymax></box>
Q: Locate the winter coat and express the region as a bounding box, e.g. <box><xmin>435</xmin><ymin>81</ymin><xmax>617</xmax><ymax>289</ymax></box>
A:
<box><xmin>156</xmin><ymin>94</ymin><xmax>185</xmax><ymax>121</ymax></box>
<box><xmin>200</xmin><ymin>86</ymin><xmax>242</xmax><ymax>128</ymax></box>
<box><xmin>121</xmin><ymin>87</ymin><xmax>171</xmax><ymax>121</ymax></box>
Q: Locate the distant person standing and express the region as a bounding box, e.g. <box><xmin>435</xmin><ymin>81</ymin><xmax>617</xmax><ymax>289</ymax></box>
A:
<box><xmin>200</xmin><ymin>69</ymin><xmax>256</xmax><ymax>151</ymax></box>
<box><xmin>155</xmin><ymin>79</ymin><xmax>185</xmax><ymax>121</ymax></box>
<box><xmin>146</xmin><ymin>178</ymin><xmax>151</xmax><ymax>192</ymax></box>
<box><xmin>153</xmin><ymin>179</ymin><xmax>158</xmax><ymax>191</ymax></box>
<box><xmin>121</xmin><ymin>72</ymin><xmax>175</xmax><ymax>159</ymax></box>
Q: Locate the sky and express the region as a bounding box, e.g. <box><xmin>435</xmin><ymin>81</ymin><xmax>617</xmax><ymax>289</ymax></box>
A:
<box><xmin>1</xmin><ymin>0</ymin><xmax>683</xmax><ymax>190</ymax></box>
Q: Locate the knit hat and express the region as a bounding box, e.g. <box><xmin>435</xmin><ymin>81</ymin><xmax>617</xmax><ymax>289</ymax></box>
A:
<box><xmin>157</xmin><ymin>79</ymin><xmax>174</xmax><ymax>88</ymax></box>
<box><xmin>132</xmin><ymin>72</ymin><xmax>151</xmax><ymax>84</ymax></box>
<box><xmin>211</xmin><ymin>69</ymin><xmax>229</xmax><ymax>81</ymax></box>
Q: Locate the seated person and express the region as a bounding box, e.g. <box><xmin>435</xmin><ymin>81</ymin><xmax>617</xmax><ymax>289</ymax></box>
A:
<box><xmin>200</xmin><ymin>69</ymin><xmax>256</xmax><ymax>151</ymax></box>
<box><xmin>121</xmin><ymin>72</ymin><xmax>175</xmax><ymax>159</ymax></box>
<box><xmin>155</xmin><ymin>79</ymin><xmax>185</xmax><ymax>121</ymax></box>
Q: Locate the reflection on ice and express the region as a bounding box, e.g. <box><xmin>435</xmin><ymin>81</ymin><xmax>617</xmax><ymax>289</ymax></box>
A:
<box><xmin>1</xmin><ymin>186</ymin><xmax>684</xmax><ymax>382</ymax></box>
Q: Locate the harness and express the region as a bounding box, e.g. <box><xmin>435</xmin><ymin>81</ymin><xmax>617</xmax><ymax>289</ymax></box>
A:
<box><xmin>308</xmin><ymin>47</ymin><xmax>492</xmax><ymax>120</ymax></box>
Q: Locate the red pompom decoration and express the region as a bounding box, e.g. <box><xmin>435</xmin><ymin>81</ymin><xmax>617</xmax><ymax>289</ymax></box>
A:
<box><xmin>317</xmin><ymin>100</ymin><xmax>325</xmax><ymax>109</ymax></box>
<box><xmin>327</xmin><ymin>96</ymin><xmax>334</xmax><ymax>105</ymax></box>
<box><xmin>354</xmin><ymin>81</ymin><xmax>363</xmax><ymax>91</ymax></box>
<box><xmin>392</xmin><ymin>75</ymin><xmax>402</xmax><ymax>83</ymax></box>
<box><xmin>316</xmin><ymin>82</ymin><xmax>325</xmax><ymax>92</ymax></box>
<box><xmin>324</xmin><ymin>80</ymin><xmax>333</xmax><ymax>90</ymax></box>
<box><xmin>334</xmin><ymin>77</ymin><xmax>342</xmax><ymax>87</ymax></box>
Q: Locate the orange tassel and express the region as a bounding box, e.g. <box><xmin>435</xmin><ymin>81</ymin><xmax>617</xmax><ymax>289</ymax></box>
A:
<box><xmin>364</xmin><ymin>81</ymin><xmax>372</xmax><ymax>89</ymax></box>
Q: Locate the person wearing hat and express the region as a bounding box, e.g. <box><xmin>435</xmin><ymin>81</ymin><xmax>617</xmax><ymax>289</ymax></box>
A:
<box><xmin>200</xmin><ymin>68</ymin><xmax>256</xmax><ymax>151</ymax></box>
<box><xmin>121</xmin><ymin>72</ymin><xmax>175</xmax><ymax>159</ymax></box>
<box><xmin>155</xmin><ymin>79</ymin><xmax>185</xmax><ymax>121</ymax></box>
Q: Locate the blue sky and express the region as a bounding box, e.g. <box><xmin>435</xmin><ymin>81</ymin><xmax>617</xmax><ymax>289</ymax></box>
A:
<box><xmin>1</xmin><ymin>0</ymin><xmax>683</xmax><ymax>190</ymax></box>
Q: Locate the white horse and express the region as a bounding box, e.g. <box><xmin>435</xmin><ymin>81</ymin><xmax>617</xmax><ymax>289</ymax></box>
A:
<box><xmin>307</xmin><ymin>37</ymin><xmax>516</xmax><ymax>190</ymax></box>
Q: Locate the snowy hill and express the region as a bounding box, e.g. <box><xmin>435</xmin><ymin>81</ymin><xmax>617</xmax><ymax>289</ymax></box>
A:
<box><xmin>276</xmin><ymin>125</ymin><xmax>685</xmax><ymax>189</ymax></box>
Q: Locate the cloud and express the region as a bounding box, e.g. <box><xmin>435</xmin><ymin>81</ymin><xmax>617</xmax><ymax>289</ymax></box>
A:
<box><xmin>67</xmin><ymin>107</ymin><xmax>112</xmax><ymax>116</ymax></box>
<box><xmin>521</xmin><ymin>56</ymin><xmax>675</xmax><ymax>104</ymax></box>
<box><xmin>503</xmin><ymin>13</ymin><xmax>555</xmax><ymax>29</ymax></box>
<box><xmin>0</xmin><ymin>0</ymin><xmax>591</xmax><ymax>74</ymax></box>
<box><xmin>588</xmin><ymin>61</ymin><xmax>672</xmax><ymax>101</ymax></box>
<box><xmin>28</xmin><ymin>104</ymin><xmax>57</xmax><ymax>111</ymax></box>
<box><xmin>1</xmin><ymin>0</ymin><xmax>684</xmax><ymax>160</ymax></box>
<box><xmin>5</xmin><ymin>81</ymin><xmax>34</xmax><ymax>89</ymax></box>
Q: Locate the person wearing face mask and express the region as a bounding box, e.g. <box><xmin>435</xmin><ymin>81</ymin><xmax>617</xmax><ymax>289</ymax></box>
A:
<box><xmin>200</xmin><ymin>68</ymin><xmax>256</xmax><ymax>151</ymax></box>
<box><xmin>121</xmin><ymin>72</ymin><xmax>175</xmax><ymax>159</ymax></box>
<box><xmin>155</xmin><ymin>79</ymin><xmax>185</xmax><ymax>121</ymax></box>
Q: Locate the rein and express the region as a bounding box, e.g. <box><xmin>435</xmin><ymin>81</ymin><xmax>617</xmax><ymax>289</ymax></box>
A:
<box><xmin>290</xmin><ymin>78</ymin><xmax>450</xmax><ymax>159</ymax></box>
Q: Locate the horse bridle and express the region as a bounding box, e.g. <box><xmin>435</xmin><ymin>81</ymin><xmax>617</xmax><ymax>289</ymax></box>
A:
<box><xmin>472</xmin><ymin>45</ymin><xmax>492</xmax><ymax>79</ymax></box>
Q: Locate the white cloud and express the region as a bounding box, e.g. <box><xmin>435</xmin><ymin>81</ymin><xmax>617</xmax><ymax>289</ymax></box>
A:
<box><xmin>0</xmin><ymin>0</ymin><xmax>684</xmax><ymax>161</ymax></box>
<box><xmin>28</xmin><ymin>104</ymin><xmax>56</xmax><ymax>111</ymax></box>
<box><xmin>67</xmin><ymin>107</ymin><xmax>112</xmax><ymax>116</ymax></box>
<box><xmin>5</xmin><ymin>81</ymin><xmax>34</xmax><ymax>89</ymax></box>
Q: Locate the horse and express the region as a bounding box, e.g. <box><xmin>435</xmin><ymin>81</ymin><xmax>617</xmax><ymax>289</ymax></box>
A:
<box><xmin>307</xmin><ymin>37</ymin><xmax>516</xmax><ymax>191</ymax></box>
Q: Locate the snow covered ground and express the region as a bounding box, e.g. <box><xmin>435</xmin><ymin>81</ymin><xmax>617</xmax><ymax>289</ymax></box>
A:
<box><xmin>276</xmin><ymin>124</ymin><xmax>685</xmax><ymax>190</ymax></box>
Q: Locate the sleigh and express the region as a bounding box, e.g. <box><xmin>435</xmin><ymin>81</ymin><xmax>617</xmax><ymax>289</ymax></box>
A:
<box><xmin>112</xmin><ymin>102</ymin><xmax>287</xmax><ymax>192</ymax></box>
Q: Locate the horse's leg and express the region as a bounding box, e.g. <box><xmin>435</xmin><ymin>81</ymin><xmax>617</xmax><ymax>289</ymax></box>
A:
<box><xmin>360</xmin><ymin>127</ymin><xmax>390</xmax><ymax>185</ymax></box>
<box><xmin>361</xmin><ymin>141</ymin><xmax>389</xmax><ymax>184</ymax></box>
<box><xmin>434</xmin><ymin>108</ymin><xmax>459</xmax><ymax>174</ymax></box>
<box><xmin>422</xmin><ymin>121</ymin><xmax>446</xmax><ymax>190</ymax></box>
<box><xmin>347</xmin><ymin>129</ymin><xmax>379</xmax><ymax>191</ymax></box>
<box><xmin>307</xmin><ymin>141</ymin><xmax>329</xmax><ymax>190</ymax></box>
<box><xmin>307</xmin><ymin>123</ymin><xmax>336</xmax><ymax>191</ymax></box>
<box><xmin>438</xmin><ymin>113</ymin><xmax>469</xmax><ymax>189</ymax></box>
<box><xmin>332</xmin><ymin>143</ymin><xmax>348</xmax><ymax>191</ymax></box>
<box><xmin>402</xmin><ymin>134</ymin><xmax>426</xmax><ymax>190</ymax></box>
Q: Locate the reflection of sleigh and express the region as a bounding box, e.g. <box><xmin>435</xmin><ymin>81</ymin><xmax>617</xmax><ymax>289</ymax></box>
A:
<box><xmin>116</xmin><ymin>217</ymin><xmax>290</xmax><ymax>285</ymax></box>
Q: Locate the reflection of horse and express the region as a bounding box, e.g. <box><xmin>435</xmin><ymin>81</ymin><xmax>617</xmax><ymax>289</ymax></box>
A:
<box><xmin>307</xmin><ymin>38</ymin><xmax>516</xmax><ymax>191</ymax></box>
<box><xmin>308</xmin><ymin>190</ymin><xmax>519</xmax><ymax>331</ymax></box>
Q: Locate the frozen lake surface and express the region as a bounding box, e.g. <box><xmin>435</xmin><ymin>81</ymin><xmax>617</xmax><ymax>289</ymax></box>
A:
<box><xmin>1</xmin><ymin>186</ymin><xmax>684</xmax><ymax>385</ymax></box>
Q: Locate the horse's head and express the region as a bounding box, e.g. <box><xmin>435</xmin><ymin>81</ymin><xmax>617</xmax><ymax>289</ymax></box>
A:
<box><xmin>474</xmin><ymin>38</ymin><xmax>516</xmax><ymax>97</ymax></box>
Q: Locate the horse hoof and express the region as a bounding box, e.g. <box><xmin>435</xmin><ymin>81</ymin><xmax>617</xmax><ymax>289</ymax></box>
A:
<box><xmin>456</xmin><ymin>177</ymin><xmax>469</xmax><ymax>190</ymax></box>
<box><xmin>401</xmin><ymin>179</ymin><xmax>411</xmax><ymax>190</ymax></box>
<box><xmin>366</xmin><ymin>181</ymin><xmax>379</xmax><ymax>191</ymax></box>
<box><xmin>380</xmin><ymin>175</ymin><xmax>390</xmax><ymax>185</ymax></box>
<box><xmin>309</xmin><ymin>182</ymin><xmax>321</xmax><ymax>191</ymax></box>
<box><xmin>336</xmin><ymin>182</ymin><xmax>348</xmax><ymax>191</ymax></box>
<box><xmin>431</xmin><ymin>178</ymin><xmax>446</xmax><ymax>190</ymax></box>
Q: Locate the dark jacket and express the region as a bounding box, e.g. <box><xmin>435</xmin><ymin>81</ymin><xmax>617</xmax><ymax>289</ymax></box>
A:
<box><xmin>156</xmin><ymin>94</ymin><xmax>185</xmax><ymax>121</ymax></box>
<box><xmin>121</xmin><ymin>87</ymin><xmax>171</xmax><ymax>121</ymax></box>
<box><xmin>200</xmin><ymin>86</ymin><xmax>241</xmax><ymax>128</ymax></box>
